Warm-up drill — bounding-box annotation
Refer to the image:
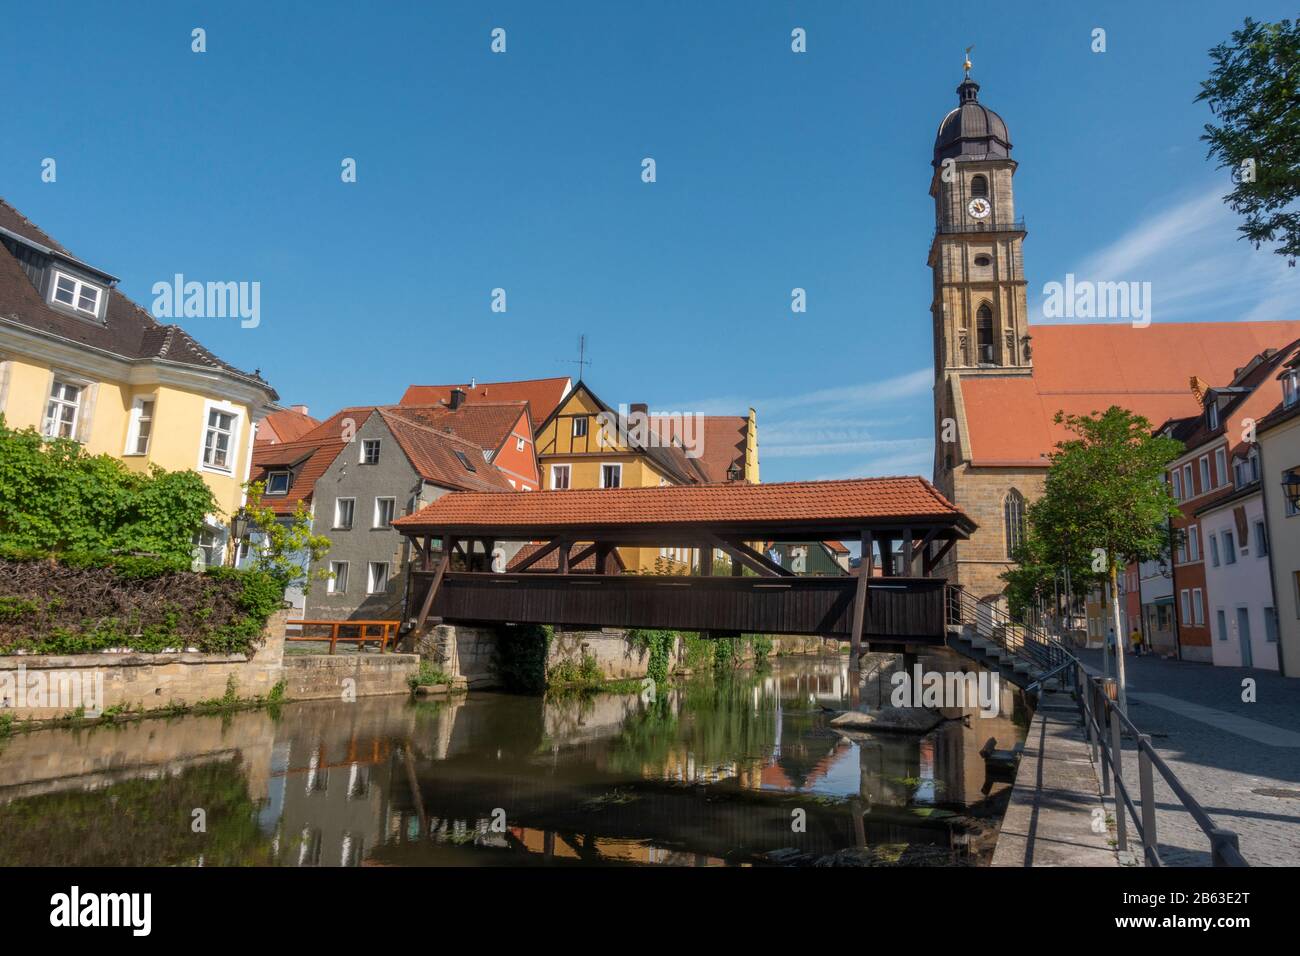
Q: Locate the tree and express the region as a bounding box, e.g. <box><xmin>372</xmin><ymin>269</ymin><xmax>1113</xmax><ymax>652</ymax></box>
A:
<box><xmin>0</xmin><ymin>418</ymin><xmax>215</xmax><ymax>560</ymax></box>
<box><xmin>240</xmin><ymin>482</ymin><xmax>332</xmax><ymax>592</ymax></box>
<box><xmin>1001</xmin><ymin>526</ymin><xmax>1098</xmax><ymax>625</ymax></box>
<box><xmin>1197</xmin><ymin>17</ymin><xmax>1300</xmax><ymax>264</ymax></box>
<box><xmin>1028</xmin><ymin>408</ymin><xmax>1182</xmax><ymax>711</ymax></box>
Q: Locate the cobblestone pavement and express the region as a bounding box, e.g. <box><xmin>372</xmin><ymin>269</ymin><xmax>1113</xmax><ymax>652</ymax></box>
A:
<box><xmin>1074</xmin><ymin>648</ymin><xmax>1300</xmax><ymax>866</ymax></box>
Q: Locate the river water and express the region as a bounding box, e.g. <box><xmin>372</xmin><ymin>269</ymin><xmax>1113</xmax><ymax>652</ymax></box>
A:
<box><xmin>0</xmin><ymin>650</ymin><xmax>1027</xmax><ymax>866</ymax></box>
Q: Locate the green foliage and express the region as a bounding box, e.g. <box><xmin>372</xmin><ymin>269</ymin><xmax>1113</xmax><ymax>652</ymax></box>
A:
<box><xmin>1197</xmin><ymin>17</ymin><xmax>1300</xmax><ymax>263</ymax></box>
<box><xmin>547</xmin><ymin>652</ymin><xmax>605</xmax><ymax>689</ymax></box>
<box><xmin>241</xmin><ymin>482</ymin><xmax>332</xmax><ymax>593</ymax></box>
<box><xmin>0</xmin><ymin>419</ymin><xmax>217</xmax><ymax>560</ymax></box>
<box><xmin>491</xmin><ymin>623</ymin><xmax>551</xmax><ymax>694</ymax></box>
<box><xmin>628</xmin><ymin>628</ymin><xmax>676</xmax><ymax>685</ymax></box>
<box><xmin>747</xmin><ymin>633</ymin><xmax>773</xmax><ymax>660</ymax></box>
<box><xmin>1001</xmin><ymin>526</ymin><xmax>1098</xmax><ymax>621</ymax></box>
<box><xmin>0</xmin><ymin>553</ymin><xmax>281</xmax><ymax>656</ymax></box>
<box><xmin>1005</xmin><ymin>407</ymin><xmax>1182</xmax><ymax>618</ymax></box>
<box><xmin>409</xmin><ymin>661</ymin><xmax>453</xmax><ymax>689</ymax></box>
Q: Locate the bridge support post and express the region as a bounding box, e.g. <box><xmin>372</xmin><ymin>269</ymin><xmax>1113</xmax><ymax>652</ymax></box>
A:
<box><xmin>849</xmin><ymin>529</ymin><xmax>873</xmax><ymax>708</ymax></box>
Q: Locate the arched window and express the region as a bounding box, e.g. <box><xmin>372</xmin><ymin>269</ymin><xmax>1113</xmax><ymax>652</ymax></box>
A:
<box><xmin>976</xmin><ymin>303</ymin><xmax>995</xmax><ymax>364</ymax></box>
<box><xmin>1004</xmin><ymin>489</ymin><xmax>1026</xmax><ymax>558</ymax></box>
<box><xmin>970</xmin><ymin>175</ymin><xmax>988</xmax><ymax>198</ymax></box>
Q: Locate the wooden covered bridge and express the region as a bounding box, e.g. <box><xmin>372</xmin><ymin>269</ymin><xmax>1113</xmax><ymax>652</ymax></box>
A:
<box><xmin>393</xmin><ymin>477</ymin><xmax>976</xmax><ymax>664</ymax></box>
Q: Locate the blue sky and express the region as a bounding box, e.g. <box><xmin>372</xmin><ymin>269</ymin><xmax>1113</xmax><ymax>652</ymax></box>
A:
<box><xmin>3</xmin><ymin>1</ymin><xmax>1294</xmax><ymax>482</ymax></box>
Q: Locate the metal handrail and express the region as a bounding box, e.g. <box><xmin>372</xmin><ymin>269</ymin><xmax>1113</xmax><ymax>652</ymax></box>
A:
<box><xmin>945</xmin><ymin>586</ymin><xmax>1069</xmax><ymax>672</ymax></box>
<box><xmin>1074</xmin><ymin>661</ymin><xmax>1248</xmax><ymax>867</ymax></box>
<box><xmin>944</xmin><ymin>587</ymin><xmax>1247</xmax><ymax>867</ymax></box>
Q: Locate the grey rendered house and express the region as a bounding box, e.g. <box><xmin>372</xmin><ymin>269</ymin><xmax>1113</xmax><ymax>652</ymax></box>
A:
<box><xmin>289</xmin><ymin>404</ymin><xmax>530</xmax><ymax>620</ymax></box>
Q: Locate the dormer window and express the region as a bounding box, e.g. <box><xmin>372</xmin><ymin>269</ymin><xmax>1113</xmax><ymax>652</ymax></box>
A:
<box><xmin>1206</xmin><ymin>402</ymin><xmax>1219</xmax><ymax>430</ymax></box>
<box><xmin>1284</xmin><ymin>369</ymin><xmax>1299</xmax><ymax>409</ymax></box>
<box><xmin>50</xmin><ymin>270</ymin><xmax>102</xmax><ymax>318</ymax></box>
<box><xmin>265</xmin><ymin>471</ymin><xmax>291</xmax><ymax>495</ymax></box>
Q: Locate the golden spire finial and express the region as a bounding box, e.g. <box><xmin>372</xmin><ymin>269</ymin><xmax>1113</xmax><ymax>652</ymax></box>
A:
<box><xmin>964</xmin><ymin>45</ymin><xmax>974</xmax><ymax>78</ymax></box>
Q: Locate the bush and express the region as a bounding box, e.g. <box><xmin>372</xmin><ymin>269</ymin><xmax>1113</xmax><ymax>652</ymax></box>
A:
<box><xmin>0</xmin><ymin>553</ymin><xmax>280</xmax><ymax>656</ymax></box>
<box><xmin>0</xmin><ymin>420</ymin><xmax>217</xmax><ymax>560</ymax></box>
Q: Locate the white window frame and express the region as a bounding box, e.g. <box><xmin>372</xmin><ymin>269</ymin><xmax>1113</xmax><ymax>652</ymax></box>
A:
<box><xmin>1187</xmin><ymin>525</ymin><xmax>1199</xmax><ymax>562</ymax></box>
<box><xmin>600</xmin><ymin>462</ymin><xmax>622</xmax><ymax>489</ymax></box>
<box><xmin>328</xmin><ymin>561</ymin><xmax>349</xmax><ymax>594</ymax></box>
<box><xmin>515</xmin><ymin>436</ymin><xmax>526</xmax><ymax>451</ymax></box>
<box><xmin>1222</xmin><ymin>530</ymin><xmax>1236</xmax><ymax>565</ymax></box>
<box><xmin>361</xmin><ymin>439</ymin><xmax>381</xmax><ymax>465</ymax></box>
<box><xmin>49</xmin><ymin>269</ymin><xmax>103</xmax><ymax>318</ymax></box>
<box><xmin>1199</xmin><ymin>455</ymin><xmax>1210</xmax><ymax>492</ymax></box>
<box><xmin>1191</xmin><ymin>589</ymin><xmax>1204</xmax><ymax>626</ymax></box>
<box><xmin>367</xmin><ymin>561</ymin><xmax>390</xmax><ymax>594</ymax></box>
<box><xmin>1284</xmin><ymin>370</ymin><xmax>1299</xmax><ymax>409</ymax></box>
<box><xmin>198</xmin><ymin>400</ymin><xmax>242</xmax><ymax>474</ymax></box>
<box><xmin>334</xmin><ymin>497</ymin><xmax>355</xmax><ymax>530</ymax></box>
<box><xmin>550</xmin><ymin>464</ymin><xmax>571</xmax><ymax>490</ymax></box>
<box><xmin>265</xmin><ymin>470</ymin><xmax>291</xmax><ymax>495</ymax></box>
<box><xmin>373</xmin><ymin>496</ymin><xmax>396</xmax><ymax>529</ymax></box>
<box><xmin>1171</xmin><ymin>469</ymin><xmax>1182</xmax><ymax>500</ymax></box>
<box><xmin>124</xmin><ymin>394</ymin><xmax>156</xmax><ymax>456</ymax></box>
<box><xmin>572</xmin><ymin>416</ymin><xmax>588</xmax><ymax>438</ymax></box>
<box><xmin>1183</xmin><ymin>463</ymin><xmax>1194</xmax><ymax>498</ymax></box>
<box><xmin>1180</xmin><ymin>589</ymin><xmax>1191</xmax><ymax>622</ymax></box>
<box><xmin>1255</xmin><ymin>520</ymin><xmax>1268</xmax><ymax>558</ymax></box>
<box><xmin>1214</xmin><ymin>447</ymin><xmax>1227</xmax><ymax>488</ymax></box>
<box><xmin>42</xmin><ymin>377</ymin><xmax>84</xmax><ymax>439</ymax></box>
<box><xmin>1210</xmin><ymin>534</ymin><xmax>1220</xmax><ymax>567</ymax></box>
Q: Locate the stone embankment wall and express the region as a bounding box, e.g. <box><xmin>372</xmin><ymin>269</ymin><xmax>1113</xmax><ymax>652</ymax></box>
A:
<box><xmin>1</xmin><ymin>610</ymin><xmax>420</xmax><ymax>721</ymax></box>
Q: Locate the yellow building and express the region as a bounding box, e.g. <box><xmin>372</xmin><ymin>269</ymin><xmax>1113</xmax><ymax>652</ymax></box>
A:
<box><xmin>0</xmin><ymin>198</ymin><xmax>277</xmax><ymax>564</ymax></box>
<box><xmin>534</xmin><ymin>381</ymin><xmax>759</xmax><ymax>572</ymax></box>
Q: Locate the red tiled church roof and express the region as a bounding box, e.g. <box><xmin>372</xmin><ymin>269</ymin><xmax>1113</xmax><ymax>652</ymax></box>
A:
<box><xmin>961</xmin><ymin>321</ymin><xmax>1300</xmax><ymax>465</ymax></box>
<box><xmin>394</xmin><ymin>476</ymin><xmax>972</xmax><ymax>535</ymax></box>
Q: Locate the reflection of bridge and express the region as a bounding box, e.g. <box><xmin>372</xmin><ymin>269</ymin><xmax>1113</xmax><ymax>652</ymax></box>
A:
<box><xmin>394</xmin><ymin>478</ymin><xmax>976</xmax><ymax>665</ymax></box>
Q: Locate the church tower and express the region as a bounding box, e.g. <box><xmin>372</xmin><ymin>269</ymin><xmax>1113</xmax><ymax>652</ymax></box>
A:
<box><xmin>928</xmin><ymin>72</ymin><xmax>1031</xmax><ymax>378</ymax></box>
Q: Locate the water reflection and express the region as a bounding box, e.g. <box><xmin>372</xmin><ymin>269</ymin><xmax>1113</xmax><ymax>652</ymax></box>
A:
<box><xmin>0</xmin><ymin>651</ymin><xmax>1026</xmax><ymax>867</ymax></box>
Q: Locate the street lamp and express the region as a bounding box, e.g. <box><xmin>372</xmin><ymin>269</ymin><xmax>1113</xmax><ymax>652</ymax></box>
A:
<box><xmin>228</xmin><ymin>507</ymin><xmax>251</xmax><ymax>566</ymax></box>
<box><xmin>1282</xmin><ymin>469</ymin><xmax>1300</xmax><ymax>511</ymax></box>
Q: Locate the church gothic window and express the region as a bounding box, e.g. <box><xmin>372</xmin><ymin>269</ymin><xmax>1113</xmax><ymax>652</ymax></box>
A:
<box><xmin>1004</xmin><ymin>489</ymin><xmax>1026</xmax><ymax>558</ymax></box>
<box><xmin>976</xmin><ymin>303</ymin><xmax>995</xmax><ymax>364</ymax></box>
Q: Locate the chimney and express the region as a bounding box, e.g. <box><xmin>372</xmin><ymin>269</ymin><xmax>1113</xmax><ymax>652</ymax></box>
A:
<box><xmin>630</xmin><ymin>402</ymin><xmax>649</xmax><ymax>416</ymax></box>
<box><xmin>449</xmin><ymin>387</ymin><xmax>466</xmax><ymax>410</ymax></box>
<box><xmin>291</xmin><ymin>404</ymin><xmax>309</xmax><ymax>415</ymax></box>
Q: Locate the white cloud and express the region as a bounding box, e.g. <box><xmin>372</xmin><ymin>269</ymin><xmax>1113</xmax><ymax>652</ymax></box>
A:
<box><xmin>1033</xmin><ymin>185</ymin><xmax>1298</xmax><ymax>324</ymax></box>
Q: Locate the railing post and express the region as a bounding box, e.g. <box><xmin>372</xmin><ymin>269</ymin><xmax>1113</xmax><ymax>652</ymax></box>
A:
<box><xmin>1209</xmin><ymin>828</ymin><xmax>1240</xmax><ymax>867</ymax></box>
<box><xmin>1098</xmin><ymin>697</ymin><xmax>1111</xmax><ymax>796</ymax></box>
<box><xmin>1111</xmin><ymin>706</ymin><xmax>1127</xmax><ymax>853</ymax></box>
<box><xmin>1138</xmin><ymin>734</ymin><xmax>1157</xmax><ymax>863</ymax></box>
<box><xmin>330</xmin><ymin>623</ymin><xmax>339</xmax><ymax>655</ymax></box>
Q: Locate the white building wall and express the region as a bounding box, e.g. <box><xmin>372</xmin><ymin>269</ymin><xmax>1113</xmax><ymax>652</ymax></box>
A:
<box><xmin>1201</xmin><ymin>494</ymin><xmax>1278</xmax><ymax>671</ymax></box>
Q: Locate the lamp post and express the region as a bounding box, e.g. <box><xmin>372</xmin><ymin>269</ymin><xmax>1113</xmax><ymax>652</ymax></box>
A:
<box><xmin>228</xmin><ymin>507</ymin><xmax>251</xmax><ymax>566</ymax></box>
<box><xmin>1282</xmin><ymin>469</ymin><xmax>1300</xmax><ymax>512</ymax></box>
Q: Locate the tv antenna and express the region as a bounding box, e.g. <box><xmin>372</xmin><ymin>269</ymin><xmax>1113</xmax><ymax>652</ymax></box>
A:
<box><xmin>559</xmin><ymin>334</ymin><xmax>592</xmax><ymax>381</ymax></box>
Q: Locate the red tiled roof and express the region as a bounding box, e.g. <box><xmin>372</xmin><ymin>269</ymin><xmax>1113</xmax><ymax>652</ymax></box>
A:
<box><xmin>379</xmin><ymin>411</ymin><xmax>515</xmax><ymax>493</ymax></box>
<box><xmin>650</xmin><ymin>414</ymin><xmax>749</xmax><ymax>482</ymax></box>
<box><xmin>0</xmin><ymin>197</ymin><xmax>277</xmax><ymax>400</ymax></box>
<box><xmin>506</xmin><ymin>541</ymin><xmax>626</xmax><ymax>573</ymax></box>
<box><xmin>961</xmin><ymin>321</ymin><xmax>1300</xmax><ymax>465</ymax></box>
<box><xmin>823</xmin><ymin>540</ymin><xmax>849</xmax><ymax>554</ymax></box>
<box><xmin>250</xmin><ymin>438</ymin><xmax>347</xmax><ymax>515</ymax></box>
<box><xmin>387</xmin><ymin>402</ymin><xmax>527</xmax><ymax>454</ymax></box>
<box><xmin>399</xmin><ymin>377</ymin><xmax>571</xmax><ymax>428</ymax></box>
<box><xmin>258</xmin><ymin>407</ymin><xmax>320</xmax><ymax>445</ymax></box>
<box><xmin>394</xmin><ymin>476</ymin><xmax>973</xmax><ymax>536</ymax></box>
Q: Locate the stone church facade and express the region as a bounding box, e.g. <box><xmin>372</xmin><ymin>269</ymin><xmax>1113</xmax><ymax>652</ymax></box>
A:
<box><xmin>925</xmin><ymin>72</ymin><xmax>1300</xmax><ymax>603</ymax></box>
